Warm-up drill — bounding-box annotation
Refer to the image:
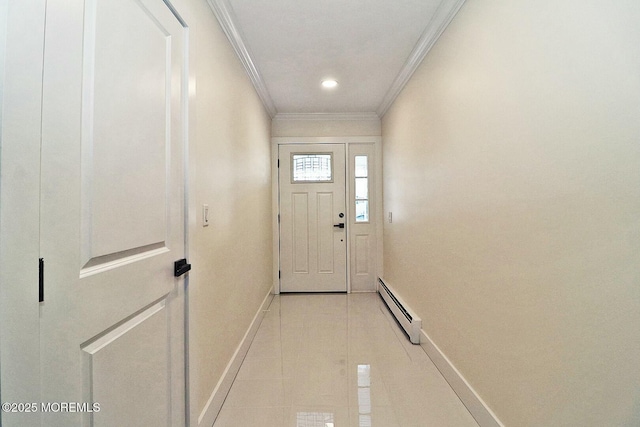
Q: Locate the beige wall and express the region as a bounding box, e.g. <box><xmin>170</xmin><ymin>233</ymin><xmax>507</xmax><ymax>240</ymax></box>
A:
<box><xmin>272</xmin><ymin>117</ymin><xmax>381</xmax><ymax>137</ymax></box>
<box><xmin>179</xmin><ymin>0</ymin><xmax>273</xmax><ymax>420</ymax></box>
<box><xmin>382</xmin><ymin>0</ymin><xmax>640</xmax><ymax>425</ymax></box>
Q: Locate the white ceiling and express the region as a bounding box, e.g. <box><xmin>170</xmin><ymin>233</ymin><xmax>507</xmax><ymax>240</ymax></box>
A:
<box><xmin>207</xmin><ymin>0</ymin><xmax>466</xmax><ymax>118</ymax></box>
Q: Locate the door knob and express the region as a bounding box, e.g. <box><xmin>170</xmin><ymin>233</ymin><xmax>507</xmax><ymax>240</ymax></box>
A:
<box><xmin>174</xmin><ymin>258</ymin><xmax>191</xmax><ymax>277</ymax></box>
<box><xmin>333</xmin><ymin>223</ymin><xmax>345</xmax><ymax>229</ymax></box>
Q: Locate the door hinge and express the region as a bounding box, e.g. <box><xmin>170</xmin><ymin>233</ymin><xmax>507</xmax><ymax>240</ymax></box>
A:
<box><xmin>278</xmin><ymin>214</ymin><xmax>280</xmax><ymax>223</ymax></box>
<box><xmin>279</xmin><ymin>270</ymin><xmax>281</xmax><ymax>279</ymax></box>
<box><xmin>277</xmin><ymin>159</ymin><xmax>280</xmax><ymax>168</ymax></box>
<box><xmin>39</xmin><ymin>258</ymin><xmax>44</xmax><ymax>302</ymax></box>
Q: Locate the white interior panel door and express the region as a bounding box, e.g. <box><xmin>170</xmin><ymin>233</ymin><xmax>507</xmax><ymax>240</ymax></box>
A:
<box><xmin>39</xmin><ymin>0</ymin><xmax>186</xmax><ymax>426</ymax></box>
<box><xmin>279</xmin><ymin>144</ymin><xmax>347</xmax><ymax>292</ymax></box>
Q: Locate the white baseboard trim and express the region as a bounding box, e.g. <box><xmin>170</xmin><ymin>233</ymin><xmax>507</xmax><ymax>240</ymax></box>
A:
<box><xmin>197</xmin><ymin>287</ymin><xmax>274</xmax><ymax>427</ymax></box>
<box><xmin>419</xmin><ymin>329</ymin><xmax>504</xmax><ymax>427</ymax></box>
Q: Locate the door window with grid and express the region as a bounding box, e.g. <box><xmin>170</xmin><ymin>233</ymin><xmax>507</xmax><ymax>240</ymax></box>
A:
<box><xmin>291</xmin><ymin>153</ymin><xmax>333</xmax><ymax>182</ymax></box>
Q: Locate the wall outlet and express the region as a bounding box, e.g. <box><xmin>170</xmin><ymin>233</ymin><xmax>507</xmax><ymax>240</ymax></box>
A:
<box><xmin>388</xmin><ymin>211</ymin><xmax>393</xmax><ymax>223</ymax></box>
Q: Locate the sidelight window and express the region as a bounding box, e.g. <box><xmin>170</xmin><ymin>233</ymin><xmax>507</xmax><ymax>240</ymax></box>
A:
<box><xmin>354</xmin><ymin>155</ymin><xmax>369</xmax><ymax>222</ymax></box>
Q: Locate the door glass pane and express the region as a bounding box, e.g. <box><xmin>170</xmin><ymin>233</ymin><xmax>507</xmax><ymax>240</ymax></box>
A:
<box><xmin>292</xmin><ymin>154</ymin><xmax>332</xmax><ymax>182</ymax></box>
<box><xmin>355</xmin><ymin>200</ymin><xmax>369</xmax><ymax>222</ymax></box>
<box><xmin>355</xmin><ymin>155</ymin><xmax>368</xmax><ymax>177</ymax></box>
<box><xmin>354</xmin><ymin>155</ymin><xmax>369</xmax><ymax>223</ymax></box>
<box><xmin>355</xmin><ymin>178</ymin><xmax>368</xmax><ymax>200</ymax></box>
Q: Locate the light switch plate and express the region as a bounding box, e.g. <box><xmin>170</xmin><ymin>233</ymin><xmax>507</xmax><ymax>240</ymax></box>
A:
<box><xmin>203</xmin><ymin>204</ymin><xmax>209</xmax><ymax>227</ymax></box>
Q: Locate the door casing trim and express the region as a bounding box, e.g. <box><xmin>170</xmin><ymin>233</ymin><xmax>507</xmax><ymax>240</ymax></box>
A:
<box><xmin>271</xmin><ymin>136</ymin><xmax>383</xmax><ymax>294</ymax></box>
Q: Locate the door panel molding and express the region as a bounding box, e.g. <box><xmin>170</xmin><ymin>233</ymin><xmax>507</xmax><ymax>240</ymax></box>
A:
<box><xmin>80</xmin><ymin>244</ymin><xmax>169</xmax><ymax>278</ymax></box>
<box><xmin>81</xmin><ymin>0</ymin><xmax>173</xmax><ymax>266</ymax></box>
<box><xmin>317</xmin><ymin>192</ymin><xmax>335</xmax><ymax>273</ymax></box>
<box><xmin>292</xmin><ymin>192</ymin><xmax>310</xmax><ymax>273</ymax></box>
<box><xmin>82</xmin><ymin>299</ymin><xmax>171</xmax><ymax>427</ymax></box>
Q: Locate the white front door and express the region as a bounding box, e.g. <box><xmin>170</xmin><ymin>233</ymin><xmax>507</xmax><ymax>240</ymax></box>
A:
<box><xmin>39</xmin><ymin>0</ymin><xmax>187</xmax><ymax>426</ymax></box>
<box><xmin>279</xmin><ymin>144</ymin><xmax>347</xmax><ymax>292</ymax></box>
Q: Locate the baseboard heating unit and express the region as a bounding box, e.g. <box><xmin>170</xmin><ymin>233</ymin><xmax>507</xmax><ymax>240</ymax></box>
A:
<box><xmin>377</xmin><ymin>278</ymin><xmax>422</xmax><ymax>344</ymax></box>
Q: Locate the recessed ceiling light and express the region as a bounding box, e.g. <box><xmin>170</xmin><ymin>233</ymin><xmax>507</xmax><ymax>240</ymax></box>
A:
<box><xmin>321</xmin><ymin>79</ymin><xmax>338</xmax><ymax>89</ymax></box>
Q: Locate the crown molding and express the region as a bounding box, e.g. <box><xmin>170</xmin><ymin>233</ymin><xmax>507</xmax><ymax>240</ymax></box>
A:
<box><xmin>206</xmin><ymin>0</ymin><xmax>277</xmax><ymax>118</ymax></box>
<box><xmin>376</xmin><ymin>0</ymin><xmax>467</xmax><ymax>118</ymax></box>
<box><xmin>207</xmin><ymin>0</ymin><xmax>466</xmax><ymax>120</ymax></box>
<box><xmin>273</xmin><ymin>112</ymin><xmax>380</xmax><ymax>122</ymax></box>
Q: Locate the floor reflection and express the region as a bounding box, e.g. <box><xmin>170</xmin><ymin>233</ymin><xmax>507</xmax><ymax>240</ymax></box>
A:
<box><xmin>296</xmin><ymin>411</ymin><xmax>334</xmax><ymax>427</ymax></box>
<box><xmin>357</xmin><ymin>364</ymin><xmax>372</xmax><ymax>426</ymax></box>
<box><xmin>212</xmin><ymin>293</ymin><xmax>479</xmax><ymax>427</ymax></box>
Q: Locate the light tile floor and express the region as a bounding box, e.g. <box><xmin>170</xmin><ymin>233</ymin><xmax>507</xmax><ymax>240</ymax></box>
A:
<box><xmin>213</xmin><ymin>293</ymin><xmax>479</xmax><ymax>427</ymax></box>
